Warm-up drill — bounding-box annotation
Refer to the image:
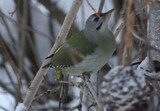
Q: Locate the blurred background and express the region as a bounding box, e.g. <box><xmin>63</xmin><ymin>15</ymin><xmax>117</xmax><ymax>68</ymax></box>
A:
<box><xmin>0</xmin><ymin>0</ymin><xmax>160</xmax><ymax>111</ymax></box>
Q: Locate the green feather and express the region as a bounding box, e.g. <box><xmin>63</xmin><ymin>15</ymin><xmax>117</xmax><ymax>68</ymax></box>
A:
<box><xmin>51</xmin><ymin>30</ymin><xmax>97</xmax><ymax>66</ymax></box>
<box><xmin>49</xmin><ymin>30</ymin><xmax>97</xmax><ymax>101</ymax></box>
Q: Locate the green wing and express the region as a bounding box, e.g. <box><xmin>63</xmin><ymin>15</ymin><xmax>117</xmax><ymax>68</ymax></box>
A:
<box><xmin>51</xmin><ymin>30</ymin><xmax>97</xmax><ymax>66</ymax></box>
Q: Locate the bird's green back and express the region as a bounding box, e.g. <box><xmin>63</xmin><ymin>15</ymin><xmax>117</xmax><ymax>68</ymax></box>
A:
<box><xmin>51</xmin><ymin>30</ymin><xmax>97</xmax><ymax>67</ymax></box>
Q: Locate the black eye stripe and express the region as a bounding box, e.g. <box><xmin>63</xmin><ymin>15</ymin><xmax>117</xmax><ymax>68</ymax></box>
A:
<box><xmin>96</xmin><ymin>23</ymin><xmax>102</xmax><ymax>30</ymax></box>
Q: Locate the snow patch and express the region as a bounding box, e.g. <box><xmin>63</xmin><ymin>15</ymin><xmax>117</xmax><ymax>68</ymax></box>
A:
<box><xmin>15</xmin><ymin>103</ymin><xmax>26</xmax><ymax>111</ymax></box>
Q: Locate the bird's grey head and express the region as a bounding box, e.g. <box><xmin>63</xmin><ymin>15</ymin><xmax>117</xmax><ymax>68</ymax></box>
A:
<box><xmin>84</xmin><ymin>9</ymin><xmax>114</xmax><ymax>43</ymax></box>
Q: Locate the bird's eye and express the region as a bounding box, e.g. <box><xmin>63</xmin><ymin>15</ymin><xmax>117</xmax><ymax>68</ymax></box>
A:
<box><xmin>93</xmin><ymin>17</ymin><xmax>99</xmax><ymax>22</ymax></box>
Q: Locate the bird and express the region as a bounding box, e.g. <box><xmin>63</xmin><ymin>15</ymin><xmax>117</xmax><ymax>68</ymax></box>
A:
<box><xmin>43</xmin><ymin>9</ymin><xmax>116</xmax><ymax>80</ymax></box>
<box><xmin>43</xmin><ymin>9</ymin><xmax>116</xmax><ymax>109</ymax></box>
<box><xmin>101</xmin><ymin>66</ymin><xmax>153</xmax><ymax>111</ymax></box>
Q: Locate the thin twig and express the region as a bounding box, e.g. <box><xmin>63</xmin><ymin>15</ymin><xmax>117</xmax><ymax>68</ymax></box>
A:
<box><xmin>66</xmin><ymin>104</ymin><xmax>82</xmax><ymax>111</ymax></box>
<box><xmin>0</xmin><ymin>11</ymin><xmax>54</xmax><ymax>42</ymax></box>
<box><xmin>23</xmin><ymin>0</ymin><xmax>83</xmax><ymax>109</ymax></box>
<box><xmin>69</xmin><ymin>80</ymin><xmax>92</xmax><ymax>100</ymax></box>
<box><xmin>113</xmin><ymin>0</ymin><xmax>152</xmax><ymax>38</ymax></box>
<box><xmin>79</xmin><ymin>90</ymin><xmax>83</xmax><ymax>111</ymax></box>
<box><xmin>145</xmin><ymin>73</ymin><xmax>160</xmax><ymax>81</ymax></box>
<box><xmin>84</xmin><ymin>75</ymin><xmax>103</xmax><ymax>111</ymax></box>
<box><xmin>98</xmin><ymin>0</ymin><xmax>105</xmax><ymax>12</ymax></box>
<box><xmin>8</xmin><ymin>0</ymin><xmax>21</xmax><ymax>16</ymax></box>
<box><xmin>86</xmin><ymin>0</ymin><xmax>97</xmax><ymax>13</ymax></box>
<box><xmin>4</xmin><ymin>65</ymin><xmax>17</xmax><ymax>92</ymax></box>
<box><xmin>33</xmin><ymin>87</ymin><xmax>60</xmax><ymax>101</ymax></box>
<box><xmin>0</xmin><ymin>35</ymin><xmax>20</xmax><ymax>78</ymax></box>
<box><xmin>122</xmin><ymin>0</ymin><xmax>134</xmax><ymax>65</ymax></box>
<box><xmin>81</xmin><ymin>1</ymin><xmax>85</xmax><ymax>28</ymax></box>
<box><xmin>17</xmin><ymin>0</ymin><xmax>29</xmax><ymax>101</ymax></box>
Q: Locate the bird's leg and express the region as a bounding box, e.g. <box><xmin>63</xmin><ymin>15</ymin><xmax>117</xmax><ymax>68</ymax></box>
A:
<box><xmin>55</xmin><ymin>67</ymin><xmax>68</xmax><ymax>110</ymax></box>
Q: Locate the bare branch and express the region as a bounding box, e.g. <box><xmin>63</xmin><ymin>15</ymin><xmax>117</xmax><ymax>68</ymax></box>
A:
<box><xmin>84</xmin><ymin>75</ymin><xmax>103</xmax><ymax>111</ymax></box>
<box><xmin>23</xmin><ymin>0</ymin><xmax>83</xmax><ymax>109</ymax></box>
<box><xmin>98</xmin><ymin>0</ymin><xmax>105</xmax><ymax>12</ymax></box>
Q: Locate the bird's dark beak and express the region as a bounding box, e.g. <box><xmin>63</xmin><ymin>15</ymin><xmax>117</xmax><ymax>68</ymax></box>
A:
<box><xmin>101</xmin><ymin>9</ymin><xmax>114</xmax><ymax>20</ymax></box>
<box><xmin>102</xmin><ymin>9</ymin><xmax>114</xmax><ymax>16</ymax></box>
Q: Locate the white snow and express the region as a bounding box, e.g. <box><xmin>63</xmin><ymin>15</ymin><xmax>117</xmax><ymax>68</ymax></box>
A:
<box><xmin>15</xmin><ymin>103</ymin><xmax>26</xmax><ymax>111</ymax></box>
<box><xmin>0</xmin><ymin>87</ymin><xmax>15</xmax><ymax>111</ymax></box>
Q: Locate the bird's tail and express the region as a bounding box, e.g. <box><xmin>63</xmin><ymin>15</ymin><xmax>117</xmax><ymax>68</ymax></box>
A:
<box><xmin>42</xmin><ymin>54</ymin><xmax>55</xmax><ymax>68</ymax></box>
